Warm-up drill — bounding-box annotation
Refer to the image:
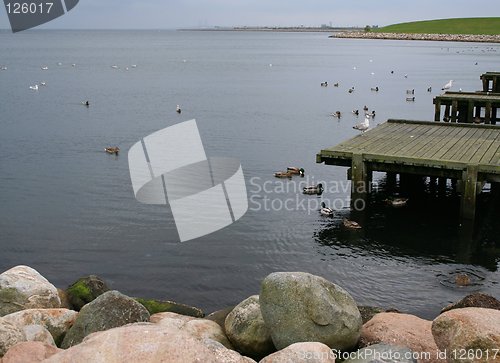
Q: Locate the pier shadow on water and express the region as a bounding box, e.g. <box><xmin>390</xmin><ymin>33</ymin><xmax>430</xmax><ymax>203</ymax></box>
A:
<box><xmin>314</xmin><ymin>174</ymin><xmax>500</xmax><ymax>272</ymax></box>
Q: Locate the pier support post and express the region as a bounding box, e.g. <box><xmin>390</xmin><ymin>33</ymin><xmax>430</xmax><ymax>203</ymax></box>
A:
<box><xmin>467</xmin><ymin>101</ymin><xmax>474</xmax><ymax>123</ymax></box>
<box><xmin>438</xmin><ymin>177</ymin><xmax>447</xmax><ymax>196</ymax></box>
<box><xmin>434</xmin><ymin>101</ymin><xmax>441</xmax><ymax>122</ymax></box>
<box><xmin>444</xmin><ymin>105</ymin><xmax>450</xmax><ymax>122</ymax></box>
<box><xmin>351</xmin><ymin>154</ymin><xmax>370</xmax><ymax>210</ymax></box>
<box><xmin>451</xmin><ymin>100</ymin><xmax>458</xmax><ymax>123</ymax></box>
<box><xmin>386</xmin><ymin>172</ymin><xmax>397</xmax><ymax>192</ymax></box>
<box><xmin>482</xmin><ymin>77</ymin><xmax>489</xmax><ymax>92</ymax></box>
<box><xmin>485</xmin><ymin>102</ymin><xmax>492</xmax><ymax>124</ymax></box>
<box><xmin>475</xmin><ymin>105</ymin><xmax>482</xmax><ymax>122</ymax></box>
<box><xmin>460</xmin><ymin>165</ymin><xmax>479</xmax><ymax>221</ymax></box>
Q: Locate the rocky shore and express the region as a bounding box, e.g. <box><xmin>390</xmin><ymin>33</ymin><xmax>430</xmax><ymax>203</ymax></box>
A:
<box><xmin>330</xmin><ymin>32</ymin><xmax>500</xmax><ymax>43</ymax></box>
<box><xmin>1</xmin><ymin>265</ymin><xmax>499</xmax><ymax>362</ymax></box>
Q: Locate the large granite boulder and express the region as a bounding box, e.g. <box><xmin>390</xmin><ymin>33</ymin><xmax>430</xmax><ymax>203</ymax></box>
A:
<box><xmin>259</xmin><ymin>342</ymin><xmax>335</xmax><ymax>363</ymax></box>
<box><xmin>45</xmin><ymin>323</ymin><xmax>256</xmax><ymax>363</ymax></box>
<box><xmin>225</xmin><ymin>295</ymin><xmax>275</xmax><ymax>359</ymax></box>
<box><xmin>151</xmin><ymin>311</ymin><xmax>232</xmax><ymax>348</ymax></box>
<box><xmin>65</xmin><ymin>275</ymin><xmax>109</xmax><ymax>311</ymax></box>
<box><xmin>21</xmin><ymin>325</ymin><xmax>55</xmax><ymax>346</ymax></box>
<box><xmin>206</xmin><ymin>306</ymin><xmax>235</xmax><ymax>334</ymax></box>
<box><xmin>360</xmin><ymin>312</ymin><xmax>439</xmax><ymax>363</ymax></box>
<box><xmin>432</xmin><ymin>307</ymin><xmax>500</xmax><ymax>363</ymax></box>
<box><xmin>2</xmin><ymin>309</ymin><xmax>77</xmax><ymax>346</ymax></box>
<box><xmin>1</xmin><ymin>341</ymin><xmax>61</xmax><ymax>363</ymax></box>
<box><xmin>0</xmin><ymin>266</ymin><xmax>60</xmax><ymax>316</ymax></box>
<box><xmin>441</xmin><ymin>293</ymin><xmax>500</xmax><ymax>314</ymax></box>
<box><xmin>260</xmin><ymin>272</ymin><xmax>362</xmax><ymax>350</ymax></box>
<box><xmin>343</xmin><ymin>343</ymin><xmax>416</xmax><ymax>363</ymax></box>
<box><xmin>61</xmin><ymin>290</ymin><xmax>150</xmax><ymax>348</ymax></box>
<box><xmin>0</xmin><ymin>319</ymin><xmax>26</xmax><ymax>357</ymax></box>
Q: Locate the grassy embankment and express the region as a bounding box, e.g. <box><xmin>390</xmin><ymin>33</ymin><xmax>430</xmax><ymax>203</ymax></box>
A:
<box><xmin>374</xmin><ymin>18</ymin><xmax>500</xmax><ymax>35</ymax></box>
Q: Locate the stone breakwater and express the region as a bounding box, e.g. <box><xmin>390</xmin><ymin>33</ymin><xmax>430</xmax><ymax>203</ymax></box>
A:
<box><xmin>0</xmin><ymin>266</ymin><xmax>500</xmax><ymax>363</ymax></box>
<box><xmin>330</xmin><ymin>32</ymin><xmax>500</xmax><ymax>43</ymax></box>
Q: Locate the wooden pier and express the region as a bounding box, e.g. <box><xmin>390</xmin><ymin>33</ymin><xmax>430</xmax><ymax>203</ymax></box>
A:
<box><xmin>481</xmin><ymin>72</ymin><xmax>500</xmax><ymax>93</ymax></box>
<box><xmin>433</xmin><ymin>92</ymin><xmax>500</xmax><ymax>124</ymax></box>
<box><xmin>316</xmin><ymin>119</ymin><xmax>500</xmax><ymax>222</ymax></box>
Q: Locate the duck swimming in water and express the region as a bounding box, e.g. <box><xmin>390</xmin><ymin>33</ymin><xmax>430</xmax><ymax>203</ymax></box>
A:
<box><xmin>384</xmin><ymin>197</ymin><xmax>408</xmax><ymax>207</ymax></box>
<box><xmin>274</xmin><ymin>171</ymin><xmax>293</xmax><ymax>178</ymax></box>
<box><xmin>455</xmin><ymin>273</ymin><xmax>471</xmax><ymax>286</ymax></box>
<box><xmin>287</xmin><ymin>167</ymin><xmax>305</xmax><ymax>176</ymax></box>
<box><xmin>343</xmin><ymin>218</ymin><xmax>362</xmax><ymax>229</ymax></box>
<box><xmin>303</xmin><ymin>183</ymin><xmax>323</xmax><ymax>195</ymax></box>
<box><xmin>320</xmin><ymin>202</ymin><xmax>334</xmax><ymax>217</ymax></box>
<box><xmin>105</xmin><ymin>147</ymin><xmax>120</xmax><ymax>155</ymax></box>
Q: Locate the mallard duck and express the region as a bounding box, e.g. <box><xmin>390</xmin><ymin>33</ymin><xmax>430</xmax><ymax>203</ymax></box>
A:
<box><xmin>105</xmin><ymin>147</ymin><xmax>120</xmax><ymax>155</ymax></box>
<box><xmin>176</xmin><ymin>105</ymin><xmax>182</xmax><ymax>114</ymax></box>
<box><xmin>320</xmin><ymin>202</ymin><xmax>334</xmax><ymax>217</ymax></box>
<box><xmin>352</xmin><ymin>109</ymin><xmax>359</xmax><ymax>116</ymax></box>
<box><xmin>303</xmin><ymin>183</ymin><xmax>323</xmax><ymax>195</ymax></box>
<box><xmin>274</xmin><ymin>171</ymin><xmax>292</xmax><ymax>178</ymax></box>
<box><xmin>321</xmin><ymin>81</ymin><xmax>328</xmax><ymax>87</ymax></box>
<box><xmin>371</xmin><ymin>86</ymin><xmax>379</xmax><ymax>92</ymax></box>
<box><xmin>343</xmin><ymin>218</ymin><xmax>362</xmax><ymax>229</ymax></box>
<box><xmin>455</xmin><ymin>273</ymin><xmax>471</xmax><ymax>286</ymax></box>
<box><xmin>384</xmin><ymin>197</ymin><xmax>408</xmax><ymax>207</ymax></box>
<box><xmin>287</xmin><ymin>167</ymin><xmax>305</xmax><ymax>176</ymax></box>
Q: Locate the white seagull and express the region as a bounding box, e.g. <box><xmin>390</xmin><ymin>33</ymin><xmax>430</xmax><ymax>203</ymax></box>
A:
<box><xmin>442</xmin><ymin>80</ymin><xmax>454</xmax><ymax>90</ymax></box>
<box><xmin>353</xmin><ymin>115</ymin><xmax>370</xmax><ymax>132</ymax></box>
<box><xmin>29</xmin><ymin>84</ymin><xmax>39</xmax><ymax>91</ymax></box>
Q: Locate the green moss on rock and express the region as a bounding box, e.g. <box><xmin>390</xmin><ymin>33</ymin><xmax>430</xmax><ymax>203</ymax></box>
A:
<box><xmin>0</xmin><ymin>288</ymin><xmax>27</xmax><ymax>316</ymax></box>
<box><xmin>135</xmin><ymin>298</ymin><xmax>204</xmax><ymax>318</ymax></box>
<box><xmin>65</xmin><ymin>275</ymin><xmax>109</xmax><ymax>311</ymax></box>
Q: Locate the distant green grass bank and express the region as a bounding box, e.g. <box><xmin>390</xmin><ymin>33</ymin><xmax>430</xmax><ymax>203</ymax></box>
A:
<box><xmin>375</xmin><ymin>18</ymin><xmax>500</xmax><ymax>35</ymax></box>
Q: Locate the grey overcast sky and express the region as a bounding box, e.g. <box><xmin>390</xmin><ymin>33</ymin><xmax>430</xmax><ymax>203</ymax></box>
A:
<box><xmin>1</xmin><ymin>0</ymin><xmax>499</xmax><ymax>29</ymax></box>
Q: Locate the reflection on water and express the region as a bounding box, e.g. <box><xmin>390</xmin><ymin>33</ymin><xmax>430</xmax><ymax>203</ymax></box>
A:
<box><xmin>315</xmin><ymin>175</ymin><xmax>499</xmax><ymax>271</ymax></box>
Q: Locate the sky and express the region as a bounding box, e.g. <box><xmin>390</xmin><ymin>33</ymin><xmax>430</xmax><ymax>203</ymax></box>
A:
<box><xmin>0</xmin><ymin>0</ymin><xmax>499</xmax><ymax>30</ymax></box>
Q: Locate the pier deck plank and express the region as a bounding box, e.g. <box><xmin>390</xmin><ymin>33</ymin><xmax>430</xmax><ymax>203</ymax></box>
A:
<box><xmin>317</xmin><ymin>119</ymin><xmax>500</xmax><ymax>179</ymax></box>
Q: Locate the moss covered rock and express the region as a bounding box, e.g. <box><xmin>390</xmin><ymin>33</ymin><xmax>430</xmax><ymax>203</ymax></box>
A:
<box><xmin>224</xmin><ymin>295</ymin><xmax>275</xmax><ymax>360</ymax></box>
<box><xmin>135</xmin><ymin>298</ymin><xmax>204</xmax><ymax>317</ymax></box>
<box><xmin>61</xmin><ymin>290</ymin><xmax>150</xmax><ymax>348</ymax></box>
<box><xmin>65</xmin><ymin>275</ymin><xmax>109</xmax><ymax>311</ymax></box>
<box><xmin>0</xmin><ymin>266</ymin><xmax>60</xmax><ymax>317</ymax></box>
<box><xmin>260</xmin><ymin>272</ymin><xmax>362</xmax><ymax>351</ymax></box>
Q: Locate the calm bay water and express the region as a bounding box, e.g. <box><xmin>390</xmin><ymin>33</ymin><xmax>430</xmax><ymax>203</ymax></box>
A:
<box><xmin>0</xmin><ymin>30</ymin><xmax>499</xmax><ymax>318</ymax></box>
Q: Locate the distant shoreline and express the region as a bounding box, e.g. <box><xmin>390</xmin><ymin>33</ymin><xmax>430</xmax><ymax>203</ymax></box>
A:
<box><xmin>178</xmin><ymin>27</ymin><xmax>361</xmax><ymax>33</ymax></box>
<box><xmin>330</xmin><ymin>31</ymin><xmax>500</xmax><ymax>43</ymax></box>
